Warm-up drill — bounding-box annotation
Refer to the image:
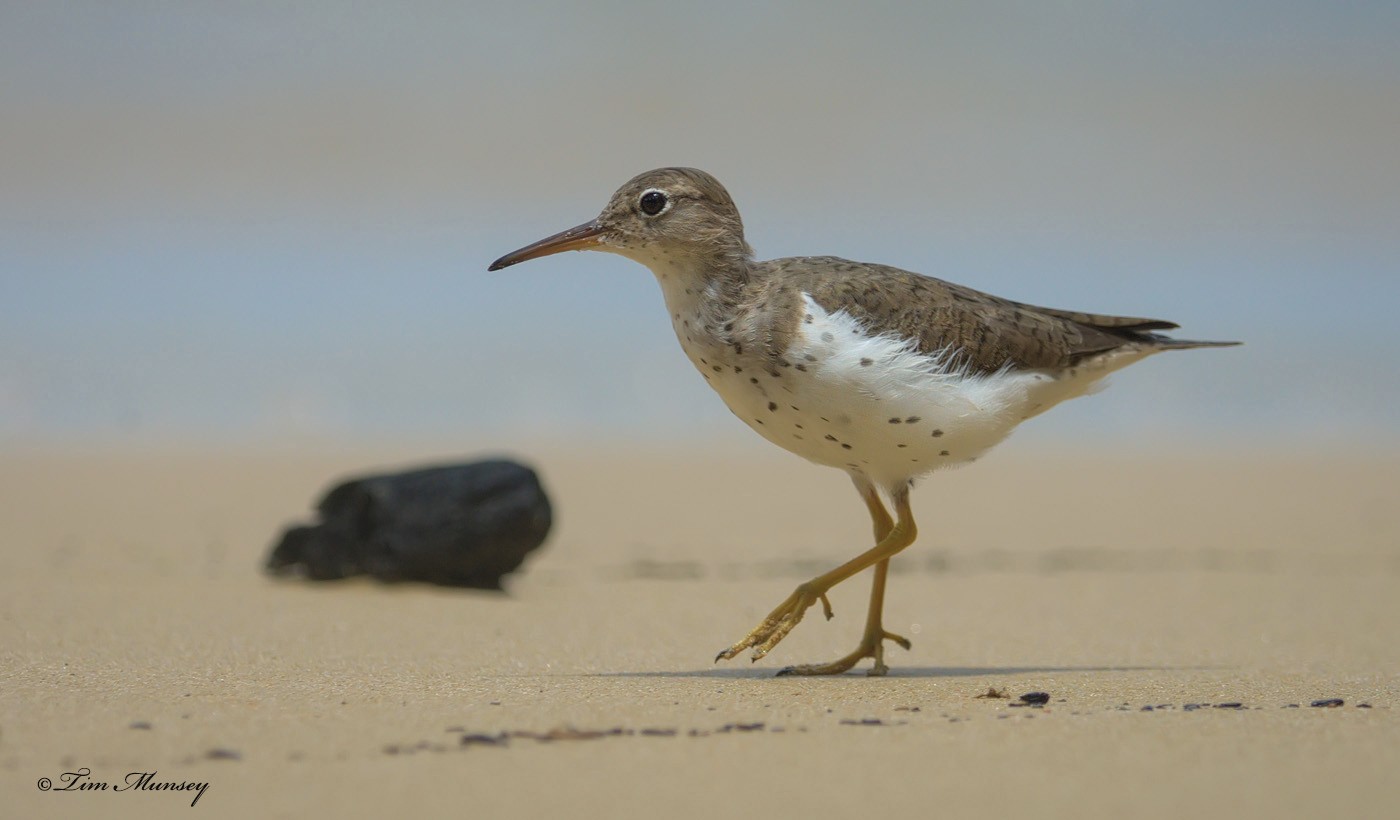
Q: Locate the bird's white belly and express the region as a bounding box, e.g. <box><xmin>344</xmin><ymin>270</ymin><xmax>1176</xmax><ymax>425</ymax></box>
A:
<box><xmin>687</xmin><ymin>294</ymin><xmax>1146</xmax><ymax>489</ymax></box>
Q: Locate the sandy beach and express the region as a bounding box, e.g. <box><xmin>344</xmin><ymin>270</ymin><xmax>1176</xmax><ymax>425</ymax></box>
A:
<box><xmin>2</xmin><ymin>443</ymin><xmax>1397</xmax><ymax>819</ymax></box>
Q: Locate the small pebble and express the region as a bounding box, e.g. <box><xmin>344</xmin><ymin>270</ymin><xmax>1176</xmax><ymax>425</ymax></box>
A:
<box><xmin>128</xmin><ymin>721</ymin><xmax>152</xmax><ymax>730</ymax></box>
<box><xmin>1019</xmin><ymin>692</ymin><xmax>1050</xmax><ymax>705</ymax></box>
<box><xmin>205</xmin><ymin>748</ymin><xmax>241</xmax><ymax>761</ymax></box>
<box><xmin>1214</xmin><ymin>703</ymin><xmax>1244</xmax><ymax>709</ymax></box>
<box><xmin>1310</xmin><ymin>698</ymin><xmax>1344</xmax><ymax>708</ymax></box>
<box><xmin>1357</xmin><ymin>703</ymin><xmax>1372</xmax><ymax>709</ymax></box>
<box><xmin>717</xmin><ymin>722</ymin><xmax>765</xmax><ymax>733</ymax></box>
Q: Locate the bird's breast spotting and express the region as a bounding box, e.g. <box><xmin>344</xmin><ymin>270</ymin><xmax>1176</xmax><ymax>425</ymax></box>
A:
<box><xmin>672</xmin><ymin>292</ymin><xmax>1124</xmax><ymax>486</ymax></box>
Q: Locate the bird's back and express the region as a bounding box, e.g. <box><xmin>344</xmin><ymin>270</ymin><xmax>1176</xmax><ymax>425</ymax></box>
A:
<box><xmin>751</xmin><ymin>256</ymin><xmax>1232</xmax><ymax>376</ymax></box>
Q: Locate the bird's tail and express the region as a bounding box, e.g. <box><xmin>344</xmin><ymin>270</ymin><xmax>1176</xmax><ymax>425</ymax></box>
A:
<box><xmin>1149</xmin><ymin>337</ymin><xmax>1242</xmax><ymax>351</ymax></box>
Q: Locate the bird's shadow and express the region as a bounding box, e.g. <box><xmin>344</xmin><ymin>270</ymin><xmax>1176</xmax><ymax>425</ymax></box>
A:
<box><xmin>598</xmin><ymin>664</ymin><xmax>1175</xmax><ymax>680</ymax></box>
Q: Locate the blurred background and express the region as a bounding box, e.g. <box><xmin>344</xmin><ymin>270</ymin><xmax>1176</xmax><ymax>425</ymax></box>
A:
<box><xmin>3</xmin><ymin>1</ymin><xmax>1398</xmax><ymax>452</ymax></box>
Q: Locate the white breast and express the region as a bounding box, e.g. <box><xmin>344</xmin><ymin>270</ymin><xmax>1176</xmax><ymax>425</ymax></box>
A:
<box><xmin>650</xmin><ymin>268</ymin><xmax>1150</xmax><ymax>489</ymax></box>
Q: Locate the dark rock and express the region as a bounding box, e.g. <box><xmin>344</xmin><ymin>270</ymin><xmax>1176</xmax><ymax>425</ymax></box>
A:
<box><xmin>1019</xmin><ymin>691</ymin><xmax>1050</xmax><ymax>705</ymax></box>
<box><xmin>1310</xmin><ymin>698</ymin><xmax>1344</xmax><ymax>708</ymax></box>
<box><xmin>265</xmin><ymin>459</ymin><xmax>551</xmax><ymax>589</ymax></box>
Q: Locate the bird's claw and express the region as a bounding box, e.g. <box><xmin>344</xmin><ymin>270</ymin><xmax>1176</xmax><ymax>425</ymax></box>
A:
<box><xmin>772</xmin><ymin>629</ymin><xmax>912</xmax><ymax>677</ymax></box>
<box><xmin>714</xmin><ymin>584</ymin><xmax>826</xmax><ymax>664</ymax></box>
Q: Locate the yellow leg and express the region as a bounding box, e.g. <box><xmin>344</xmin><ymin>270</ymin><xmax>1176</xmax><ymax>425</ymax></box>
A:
<box><xmin>716</xmin><ymin>480</ymin><xmax>917</xmax><ymax>671</ymax></box>
<box><xmin>777</xmin><ymin>478</ymin><xmax>911</xmax><ymax>676</ymax></box>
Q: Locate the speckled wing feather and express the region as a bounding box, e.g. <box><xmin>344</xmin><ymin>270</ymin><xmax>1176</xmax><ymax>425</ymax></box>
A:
<box><xmin>756</xmin><ymin>257</ymin><xmax>1183</xmax><ymax>374</ymax></box>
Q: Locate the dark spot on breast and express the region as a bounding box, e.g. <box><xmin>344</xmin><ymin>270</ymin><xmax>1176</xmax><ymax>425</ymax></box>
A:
<box><xmin>840</xmin><ymin>443</ymin><xmax>853</xmax><ymax>450</ymax></box>
<box><xmin>896</xmin><ymin>444</ymin><xmax>907</xmax><ymax>448</ymax></box>
<box><xmin>905</xmin><ymin>416</ymin><xmax>921</xmax><ymax>424</ymax></box>
<box><xmin>824</xmin><ymin>434</ymin><xmax>838</xmax><ymax>442</ymax></box>
<box><xmin>931</xmin><ymin>429</ymin><xmax>944</xmax><ymax>437</ymax></box>
<box><xmin>734</xmin><ymin>366</ymin><xmax>743</xmax><ymax>373</ymax></box>
<box><xmin>888</xmin><ymin>418</ymin><xmax>902</xmax><ymax>424</ymax></box>
<box><xmin>754</xmin><ymin>418</ymin><xmax>764</xmax><ymax>425</ymax></box>
<box><xmin>939</xmin><ymin>450</ymin><xmax>950</xmax><ymax>456</ymax></box>
<box><xmin>804</xmin><ymin>354</ymin><xmax>817</xmax><ymax>362</ymax></box>
<box><xmin>749</xmin><ymin>377</ymin><xmax>760</xmax><ymax>384</ymax></box>
<box><xmin>820</xmin><ymin>332</ymin><xmax>834</xmax><ymax>342</ymax></box>
<box><xmin>712</xmin><ymin>365</ymin><xmax>722</xmax><ymax>372</ymax></box>
<box><xmin>734</xmin><ymin>344</ymin><xmax>743</xmax><ymax>355</ymax></box>
<box><xmin>793</xmin><ymin>434</ymin><xmax>804</xmax><ymax>440</ymax></box>
<box><xmin>767</xmin><ymin>402</ymin><xmax>777</xmax><ymax>412</ymax></box>
<box><xmin>860</xmin><ymin>358</ymin><xmax>873</xmax><ymax>367</ymax></box>
<box><xmin>794</xmin><ymin>423</ymin><xmax>804</xmax><ymax>429</ymax></box>
<box><xmin>795</xmin><ymin>364</ymin><xmax>807</xmax><ymax>372</ymax></box>
<box><xmin>790</xmin><ymin>405</ymin><xmax>800</xmax><ymax>411</ymax></box>
<box><xmin>804</xmin><ymin>314</ymin><xmax>814</xmax><ymax>323</ymax></box>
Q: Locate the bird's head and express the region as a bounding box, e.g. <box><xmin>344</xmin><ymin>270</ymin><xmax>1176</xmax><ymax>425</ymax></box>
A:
<box><xmin>489</xmin><ymin>167</ymin><xmax>752</xmax><ymax>273</ymax></box>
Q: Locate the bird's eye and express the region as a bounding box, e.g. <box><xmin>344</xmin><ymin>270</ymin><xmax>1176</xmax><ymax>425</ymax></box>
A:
<box><xmin>639</xmin><ymin>189</ymin><xmax>669</xmax><ymax>216</ymax></box>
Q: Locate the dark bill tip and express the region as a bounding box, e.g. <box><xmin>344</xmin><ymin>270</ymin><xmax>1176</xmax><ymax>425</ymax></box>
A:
<box><xmin>487</xmin><ymin>219</ymin><xmax>605</xmax><ymax>271</ymax></box>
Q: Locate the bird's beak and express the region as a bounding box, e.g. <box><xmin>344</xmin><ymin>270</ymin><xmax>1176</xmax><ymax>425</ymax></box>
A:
<box><xmin>488</xmin><ymin>219</ymin><xmax>606</xmax><ymax>271</ymax></box>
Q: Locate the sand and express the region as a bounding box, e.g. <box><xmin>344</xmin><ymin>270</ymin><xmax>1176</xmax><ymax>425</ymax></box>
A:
<box><xmin>2</xmin><ymin>443</ymin><xmax>1397</xmax><ymax>819</ymax></box>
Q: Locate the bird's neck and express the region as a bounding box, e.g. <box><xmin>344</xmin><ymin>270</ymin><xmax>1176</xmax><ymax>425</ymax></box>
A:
<box><xmin>631</xmin><ymin>249</ymin><xmax>753</xmax><ymax>349</ymax></box>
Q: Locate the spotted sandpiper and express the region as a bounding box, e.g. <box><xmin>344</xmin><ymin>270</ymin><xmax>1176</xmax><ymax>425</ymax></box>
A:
<box><xmin>489</xmin><ymin>167</ymin><xmax>1239</xmax><ymax>676</ymax></box>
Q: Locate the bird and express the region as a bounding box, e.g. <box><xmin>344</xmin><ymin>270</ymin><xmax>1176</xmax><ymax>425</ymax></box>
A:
<box><xmin>489</xmin><ymin>167</ymin><xmax>1238</xmax><ymax>676</ymax></box>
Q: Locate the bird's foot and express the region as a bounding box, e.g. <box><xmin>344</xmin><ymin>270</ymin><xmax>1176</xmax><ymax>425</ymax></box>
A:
<box><xmin>715</xmin><ymin>584</ymin><xmax>833</xmax><ymax>664</ymax></box>
<box><xmin>775</xmin><ymin>628</ymin><xmax>912</xmax><ymax>677</ymax></box>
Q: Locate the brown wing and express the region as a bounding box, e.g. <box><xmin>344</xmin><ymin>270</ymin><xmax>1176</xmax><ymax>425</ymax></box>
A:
<box><xmin>758</xmin><ymin>257</ymin><xmax>1175</xmax><ymax>374</ymax></box>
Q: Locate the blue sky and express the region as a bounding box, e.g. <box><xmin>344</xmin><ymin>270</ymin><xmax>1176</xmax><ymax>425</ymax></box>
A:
<box><xmin>3</xmin><ymin>2</ymin><xmax>1398</xmax><ymax>448</ymax></box>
